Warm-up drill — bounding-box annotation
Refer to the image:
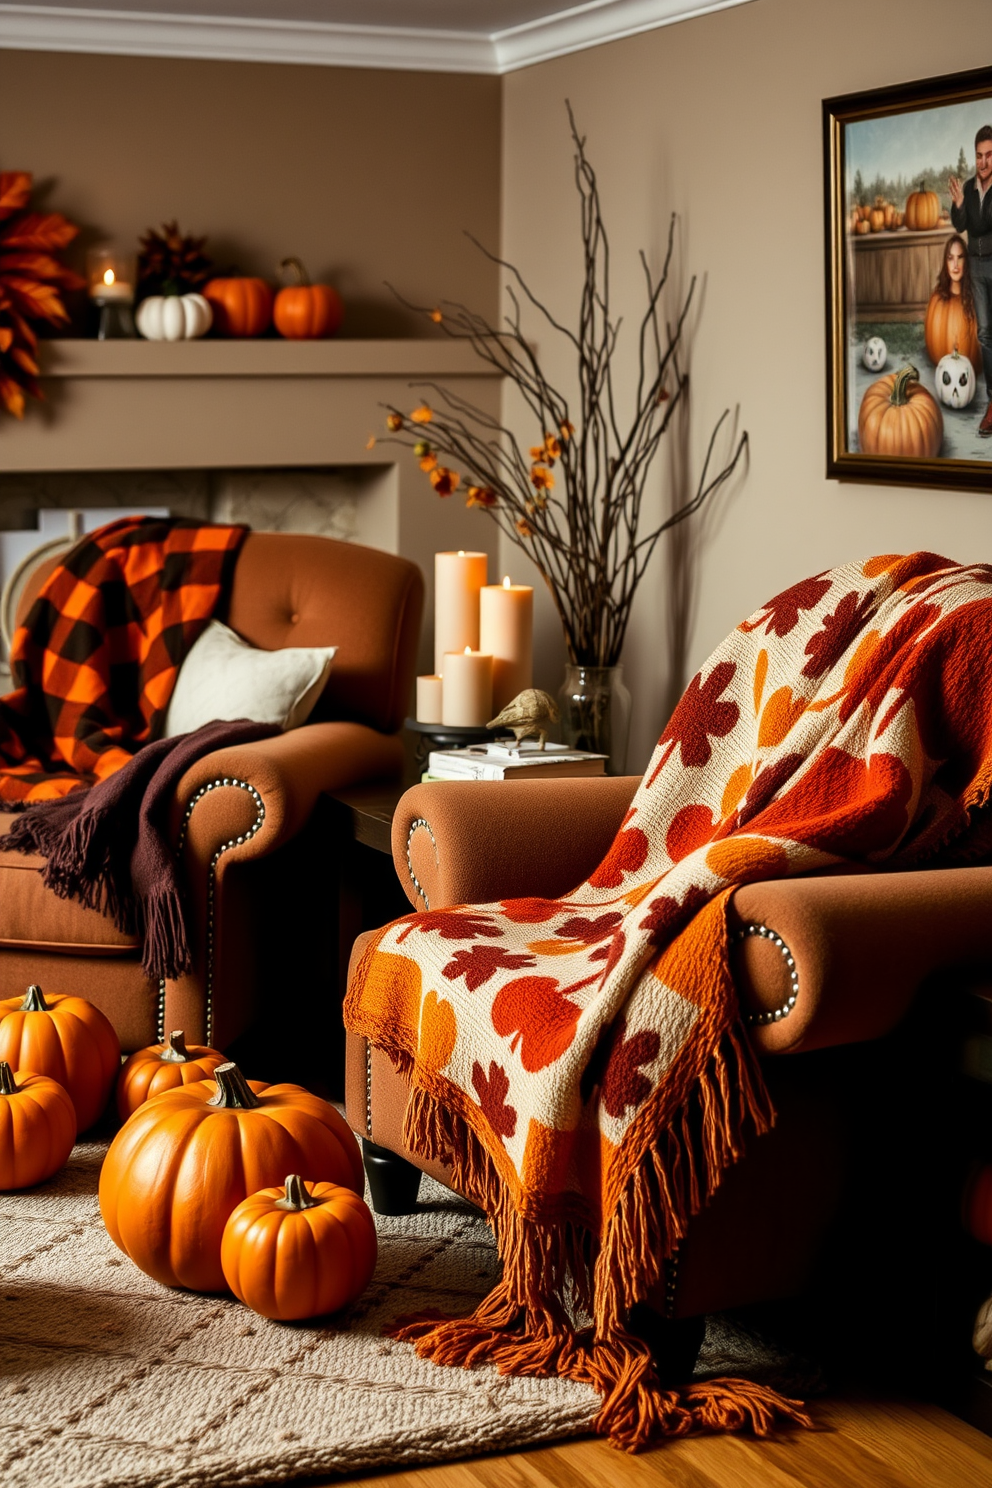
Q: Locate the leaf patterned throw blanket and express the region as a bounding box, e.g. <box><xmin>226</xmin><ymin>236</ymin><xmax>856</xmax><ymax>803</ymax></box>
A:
<box><xmin>345</xmin><ymin>553</ymin><xmax>992</xmax><ymax>1450</ymax></box>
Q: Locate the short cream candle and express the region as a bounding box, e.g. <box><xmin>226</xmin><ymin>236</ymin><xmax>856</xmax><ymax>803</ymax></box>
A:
<box><xmin>441</xmin><ymin>647</ymin><xmax>493</xmax><ymax>726</ymax></box>
<box><xmin>434</xmin><ymin>550</ymin><xmax>487</xmax><ymax>675</ymax></box>
<box><xmin>416</xmin><ymin>674</ymin><xmax>444</xmax><ymax>724</ymax></box>
<box><xmin>480</xmin><ymin>575</ymin><xmax>533</xmax><ymax>713</ymax></box>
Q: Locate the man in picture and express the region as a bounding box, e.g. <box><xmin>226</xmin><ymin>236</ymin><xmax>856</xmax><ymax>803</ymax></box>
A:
<box><xmin>950</xmin><ymin>126</ymin><xmax>992</xmax><ymax>435</ymax></box>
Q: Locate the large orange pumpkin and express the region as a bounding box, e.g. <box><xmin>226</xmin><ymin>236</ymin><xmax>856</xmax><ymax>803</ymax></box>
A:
<box><xmin>99</xmin><ymin>1062</ymin><xmax>364</xmax><ymax>1291</ymax></box>
<box><xmin>221</xmin><ymin>1173</ymin><xmax>377</xmax><ymax>1319</ymax></box>
<box><xmin>116</xmin><ymin>1028</ymin><xmax>226</xmax><ymax>1121</ymax></box>
<box><xmin>857</xmin><ymin>363</ymin><xmax>943</xmax><ymax>459</ymax></box>
<box><xmin>0</xmin><ymin>1061</ymin><xmax>76</xmax><ymax>1189</ymax></box>
<box><xmin>202</xmin><ymin>276</ymin><xmax>273</xmax><ymax>337</ymax></box>
<box><xmin>273</xmin><ymin>258</ymin><xmax>343</xmax><ymax>340</ymax></box>
<box><xmin>924</xmin><ymin>291</ymin><xmax>981</xmax><ymax>374</ymax></box>
<box><xmin>0</xmin><ymin>985</ymin><xmax>120</xmax><ymax>1132</ymax></box>
<box><xmin>904</xmin><ymin>183</ymin><xmax>940</xmax><ymax>232</ymax></box>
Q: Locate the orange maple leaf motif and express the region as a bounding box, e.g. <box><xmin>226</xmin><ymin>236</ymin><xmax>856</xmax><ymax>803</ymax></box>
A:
<box><xmin>0</xmin><ymin>173</ymin><xmax>82</xmax><ymax>420</ymax></box>
<box><xmin>442</xmin><ymin>944</ymin><xmax>535</xmax><ymax>991</ymax></box>
<box><xmin>471</xmin><ymin>1060</ymin><xmax>517</xmax><ymax>1139</ymax></box>
<box><xmin>587</xmin><ymin>810</ymin><xmax>649</xmax><ymax>888</ymax></box>
<box><xmin>491</xmin><ymin>975</ymin><xmax>583</xmax><ymax>1072</ymax></box>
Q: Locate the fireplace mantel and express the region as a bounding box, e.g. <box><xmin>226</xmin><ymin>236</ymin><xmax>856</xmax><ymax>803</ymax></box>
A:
<box><xmin>37</xmin><ymin>338</ymin><xmax>496</xmax><ymax>381</ymax></box>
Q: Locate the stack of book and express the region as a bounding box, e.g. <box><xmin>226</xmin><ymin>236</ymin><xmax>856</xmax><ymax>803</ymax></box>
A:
<box><xmin>425</xmin><ymin>740</ymin><xmax>606</xmax><ymax>781</ymax></box>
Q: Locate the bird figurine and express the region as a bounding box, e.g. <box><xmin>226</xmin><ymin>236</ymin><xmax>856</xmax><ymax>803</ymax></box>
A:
<box><xmin>488</xmin><ymin>689</ymin><xmax>560</xmax><ymax>750</ymax></box>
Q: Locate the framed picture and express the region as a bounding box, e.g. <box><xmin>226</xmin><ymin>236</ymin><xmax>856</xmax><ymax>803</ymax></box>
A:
<box><xmin>825</xmin><ymin>66</ymin><xmax>992</xmax><ymax>488</ymax></box>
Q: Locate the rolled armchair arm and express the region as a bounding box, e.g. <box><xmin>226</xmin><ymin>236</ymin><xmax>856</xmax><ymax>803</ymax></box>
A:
<box><xmin>392</xmin><ymin>776</ymin><xmax>639</xmax><ymax>911</ymax></box>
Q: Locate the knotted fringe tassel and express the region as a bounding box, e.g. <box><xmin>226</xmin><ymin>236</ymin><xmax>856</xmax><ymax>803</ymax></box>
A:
<box><xmin>390</xmin><ymin>1024</ymin><xmax>811</xmax><ymax>1452</ymax></box>
<box><xmin>137</xmin><ymin>883</ymin><xmax>191</xmax><ymax>981</ymax></box>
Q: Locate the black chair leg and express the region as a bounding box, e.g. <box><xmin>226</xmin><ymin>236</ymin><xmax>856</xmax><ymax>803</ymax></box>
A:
<box><xmin>627</xmin><ymin>1304</ymin><xmax>707</xmax><ymax>1385</ymax></box>
<box><xmin>362</xmin><ymin>1139</ymin><xmax>423</xmax><ymax>1216</ymax></box>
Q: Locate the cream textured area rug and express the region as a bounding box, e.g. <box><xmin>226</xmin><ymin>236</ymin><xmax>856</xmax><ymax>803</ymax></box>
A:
<box><xmin>0</xmin><ymin>1143</ymin><xmax>816</xmax><ymax>1488</ymax></box>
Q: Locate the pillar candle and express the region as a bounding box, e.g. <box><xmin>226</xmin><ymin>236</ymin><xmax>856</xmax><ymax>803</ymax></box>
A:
<box><xmin>441</xmin><ymin>648</ymin><xmax>493</xmax><ymax>726</ymax></box>
<box><xmin>480</xmin><ymin>575</ymin><xmax>534</xmax><ymax>713</ymax></box>
<box><xmin>434</xmin><ymin>550</ymin><xmax>487</xmax><ymax>675</ymax></box>
<box><xmin>416</xmin><ymin>674</ymin><xmax>444</xmax><ymax>724</ymax></box>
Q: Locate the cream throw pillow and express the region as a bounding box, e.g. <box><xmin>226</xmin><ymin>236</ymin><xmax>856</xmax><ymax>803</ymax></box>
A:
<box><xmin>163</xmin><ymin>620</ymin><xmax>336</xmax><ymax>737</ymax></box>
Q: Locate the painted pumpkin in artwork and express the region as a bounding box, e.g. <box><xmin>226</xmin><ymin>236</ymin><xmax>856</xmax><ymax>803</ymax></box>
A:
<box><xmin>905</xmin><ymin>183</ymin><xmax>940</xmax><ymax>232</ymax></box>
<box><xmin>99</xmin><ymin>1062</ymin><xmax>364</xmax><ymax>1292</ymax></box>
<box><xmin>924</xmin><ymin>291</ymin><xmax>981</xmax><ymax>374</ymax></box>
<box><xmin>0</xmin><ymin>985</ymin><xmax>120</xmax><ymax>1132</ymax></box>
<box><xmin>857</xmin><ymin>364</ymin><xmax>943</xmax><ymax>459</ymax></box>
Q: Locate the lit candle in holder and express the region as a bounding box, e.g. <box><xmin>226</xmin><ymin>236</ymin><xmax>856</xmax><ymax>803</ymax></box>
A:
<box><xmin>480</xmin><ymin>574</ymin><xmax>533</xmax><ymax>713</ymax></box>
<box><xmin>434</xmin><ymin>550</ymin><xmax>487</xmax><ymax>675</ymax></box>
<box><xmin>442</xmin><ymin>647</ymin><xmax>493</xmax><ymax>726</ymax></box>
<box><xmin>86</xmin><ymin>247</ymin><xmax>137</xmax><ymax>339</ymax></box>
<box><xmin>416</xmin><ymin>673</ymin><xmax>444</xmax><ymax>724</ymax></box>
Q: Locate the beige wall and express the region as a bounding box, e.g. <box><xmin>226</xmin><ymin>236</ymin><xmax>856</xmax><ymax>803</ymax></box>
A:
<box><xmin>0</xmin><ymin>49</ymin><xmax>502</xmax><ymax>335</ymax></box>
<box><xmin>501</xmin><ymin>0</ymin><xmax>992</xmax><ymax>772</ymax></box>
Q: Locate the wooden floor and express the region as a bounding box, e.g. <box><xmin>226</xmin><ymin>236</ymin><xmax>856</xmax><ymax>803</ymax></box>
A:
<box><xmin>326</xmin><ymin>1395</ymin><xmax>992</xmax><ymax>1488</ymax></box>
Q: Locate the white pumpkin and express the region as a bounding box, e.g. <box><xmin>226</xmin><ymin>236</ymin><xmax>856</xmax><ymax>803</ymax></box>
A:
<box><xmin>862</xmin><ymin>336</ymin><xmax>887</xmax><ymax>372</ymax></box>
<box><xmin>935</xmin><ymin>346</ymin><xmax>976</xmax><ymax>410</ymax></box>
<box><xmin>136</xmin><ymin>293</ymin><xmax>212</xmax><ymax>342</ymax></box>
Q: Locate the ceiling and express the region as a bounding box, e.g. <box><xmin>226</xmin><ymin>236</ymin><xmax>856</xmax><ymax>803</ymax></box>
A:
<box><xmin>0</xmin><ymin>0</ymin><xmax>752</xmax><ymax>73</ymax></box>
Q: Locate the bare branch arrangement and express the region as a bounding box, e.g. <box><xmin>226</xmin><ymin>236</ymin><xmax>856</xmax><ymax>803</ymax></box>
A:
<box><xmin>379</xmin><ymin>104</ymin><xmax>748</xmax><ymax>668</ymax></box>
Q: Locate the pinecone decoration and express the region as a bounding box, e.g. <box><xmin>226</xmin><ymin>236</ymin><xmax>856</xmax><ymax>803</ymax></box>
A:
<box><xmin>0</xmin><ymin>170</ymin><xmax>84</xmax><ymax>420</ymax></box>
<box><xmin>137</xmin><ymin>220</ymin><xmax>213</xmax><ymax>297</ymax></box>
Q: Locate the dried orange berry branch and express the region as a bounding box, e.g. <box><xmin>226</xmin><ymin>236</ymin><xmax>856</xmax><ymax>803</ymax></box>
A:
<box><xmin>380</xmin><ymin>105</ymin><xmax>747</xmax><ymax>667</ymax></box>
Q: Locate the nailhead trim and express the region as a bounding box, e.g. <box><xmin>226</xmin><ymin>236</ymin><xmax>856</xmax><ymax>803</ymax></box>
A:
<box><xmin>733</xmin><ymin>921</ymin><xmax>799</xmax><ymax>1026</ymax></box>
<box><xmin>156</xmin><ymin>977</ymin><xmax>166</xmax><ymax>1044</ymax></box>
<box><xmin>366</xmin><ymin>1039</ymin><xmax>373</xmax><ymax>1139</ymax></box>
<box><xmin>176</xmin><ymin>777</ymin><xmax>265</xmax><ymax>1047</ymax></box>
<box><xmin>663</xmin><ymin>1245</ymin><xmax>680</xmax><ymax>1320</ymax></box>
<box><xmin>405</xmin><ymin>817</ymin><xmax>437</xmax><ymax>912</ymax></box>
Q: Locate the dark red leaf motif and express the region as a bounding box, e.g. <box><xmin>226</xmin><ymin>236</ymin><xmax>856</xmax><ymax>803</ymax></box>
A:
<box><xmin>648</xmin><ymin>661</ymin><xmax>739</xmax><ymax>784</ymax></box>
<box><xmin>801</xmin><ymin>588</ymin><xmax>879</xmax><ymax>680</ymax></box>
<box><xmin>443</xmin><ymin>944</ymin><xmax>535</xmax><ymax>990</ymax></box>
<box><xmin>601</xmin><ymin>1017</ymin><xmax>662</xmax><ymax>1119</ymax></box>
<box><xmin>740</xmin><ymin>573</ymin><xmax>833</xmax><ymax>638</ymax></box>
<box><xmin>395</xmin><ymin>908</ymin><xmax>502</xmax><ymax>943</ymax></box>
<box><xmin>590</xmin><ymin>929</ymin><xmax>626</xmax><ymax>978</ymax></box>
<box><xmin>639</xmin><ymin>884</ymin><xmax>710</xmax><ymax>945</ymax></box>
<box><xmin>471</xmin><ymin>1060</ymin><xmax>517</xmax><ymax>1139</ymax></box>
<box><xmin>555</xmin><ymin>911</ymin><xmax>623</xmax><ymax>943</ymax></box>
<box><xmin>491</xmin><ymin>975</ymin><xmax>582</xmax><ymax>1072</ymax></box>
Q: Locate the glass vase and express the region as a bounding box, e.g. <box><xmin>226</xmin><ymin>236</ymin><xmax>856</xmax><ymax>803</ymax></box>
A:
<box><xmin>558</xmin><ymin>663</ymin><xmax>631</xmax><ymax>776</ymax></box>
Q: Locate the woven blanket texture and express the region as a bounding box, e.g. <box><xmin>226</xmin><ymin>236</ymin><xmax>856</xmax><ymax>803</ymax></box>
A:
<box><xmin>0</xmin><ymin>1142</ymin><xmax>817</xmax><ymax>1488</ymax></box>
<box><xmin>345</xmin><ymin>552</ymin><xmax>992</xmax><ymax>1449</ymax></box>
<box><xmin>0</xmin><ymin>516</ymin><xmax>245</xmax><ymax>802</ymax></box>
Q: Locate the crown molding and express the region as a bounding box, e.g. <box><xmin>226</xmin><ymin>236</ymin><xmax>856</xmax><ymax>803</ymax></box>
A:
<box><xmin>0</xmin><ymin>0</ymin><xmax>753</xmax><ymax>74</ymax></box>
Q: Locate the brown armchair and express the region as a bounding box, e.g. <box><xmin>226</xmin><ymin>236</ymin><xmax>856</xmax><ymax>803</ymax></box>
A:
<box><xmin>344</xmin><ymin>777</ymin><xmax>992</xmax><ymax>1383</ymax></box>
<box><xmin>0</xmin><ymin>532</ymin><xmax>423</xmax><ymax>1061</ymax></box>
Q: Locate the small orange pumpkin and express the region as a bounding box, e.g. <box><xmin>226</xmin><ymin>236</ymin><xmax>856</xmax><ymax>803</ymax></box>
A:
<box><xmin>869</xmin><ymin>197</ymin><xmax>886</xmax><ymax>232</ymax></box>
<box><xmin>924</xmin><ymin>291</ymin><xmax>981</xmax><ymax>374</ymax></box>
<box><xmin>99</xmin><ymin>1062</ymin><xmax>364</xmax><ymax>1291</ymax></box>
<box><xmin>116</xmin><ymin>1028</ymin><xmax>226</xmax><ymax>1121</ymax></box>
<box><xmin>202</xmin><ymin>276</ymin><xmax>273</xmax><ymax>337</ymax></box>
<box><xmin>0</xmin><ymin>985</ymin><xmax>120</xmax><ymax>1132</ymax></box>
<box><xmin>858</xmin><ymin>363</ymin><xmax>944</xmax><ymax>459</ymax></box>
<box><xmin>855</xmin><ymin>218</ymin><xmax>871</xmax><ymax>235</ymax></box>
<box><xmin>273</xmin><ymin>258</ymin><xmax>343</xmax><ymax>340</ymax></box>
<box><xmin>905</xmin><ymin>182</ymin><xmax>940</xmax><ymax>232</ymax></box>
<box><xmin>0</xmin><ymin>1060</ymin><xmax>76</xmax><ymax>1189</ymax></box>
<box><xmin>221</xmin><ymin>1173</ymin><xmax>377</xmax><ymax>1319</ymax></box>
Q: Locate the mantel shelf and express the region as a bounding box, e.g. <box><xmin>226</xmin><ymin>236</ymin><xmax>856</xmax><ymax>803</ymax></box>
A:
<box><xmin>38</xmin><ymin>338</ymin><xmax>499</xmax><ymax>380</ymax></box>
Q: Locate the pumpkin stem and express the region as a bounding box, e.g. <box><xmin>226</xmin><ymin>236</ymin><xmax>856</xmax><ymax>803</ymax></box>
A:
<box><xmin>21</xmin><ymin>985</ymin><xmax>49</xmax><ymax>1012</ymax></box>
<box><xmin>276</xmin><ymin>1174</ymin><xmax>320</xmax><ymax>1211</ymax></box>
<box><xmin>0</xmin><ymin>1061</ymin><xmax>17</xmax><ymax>1096</ymax></box>
<box><xmin>206</xmin><ymin>1062</ymin><xmax>260</xmax><ymax>1109</ymax></box>
<box><xmin>890</xmin><ymin>364</ymin><xmax>919</xmax><ymax>406</ymax></box>
<box><xmin>279</xmin><ymin>257</ymin><xmax>310</xmax><ymax>288</ymax></box>
<box><xmin>160</xmin><ymin>1030</ymin><xmax>190</xmax><ymax>1064</ymax></box>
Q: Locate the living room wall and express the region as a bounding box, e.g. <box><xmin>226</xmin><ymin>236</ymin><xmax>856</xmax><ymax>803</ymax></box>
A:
<box><xmin>500</xmin><ymin>0</ymin><xmax>992</xmax><ymax>772</ymax></box>
<box><xmin>0</xmin><ymin>48</ymin><xmax>502</xmax><ymax>335</ymax></box>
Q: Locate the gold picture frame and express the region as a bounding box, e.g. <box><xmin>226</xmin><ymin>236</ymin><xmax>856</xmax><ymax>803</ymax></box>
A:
<box><xmin>825</xmin><ymin>65</ymin><xmax>992</xmax><ymax>489</ymax></box>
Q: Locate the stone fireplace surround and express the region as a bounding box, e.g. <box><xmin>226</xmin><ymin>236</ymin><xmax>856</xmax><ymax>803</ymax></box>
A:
<box><xmin>0</xmin><ymin>339</ymin><xmax>504</xmax><ymax>677</ymax></box>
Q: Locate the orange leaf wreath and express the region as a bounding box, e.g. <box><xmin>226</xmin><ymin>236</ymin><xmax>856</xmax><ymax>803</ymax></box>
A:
<box><xmin>0</xmin><ymin>170</ymin><xmax>84</xmax><ymax>420</ymax></box>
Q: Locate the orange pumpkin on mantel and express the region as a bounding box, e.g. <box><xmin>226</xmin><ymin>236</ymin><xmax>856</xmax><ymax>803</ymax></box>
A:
<box><xmin>858</xmin><ymin>363</ymin><xmax>944</xmax><ymax>459</ymax></box>
<box><xmin>221</xmin><ymin>1174</ymin><xmax>378</xmax><ymax>1319</ymax></box>
<box><xmin>273</xmin><ymin>258</ymin><xmax>344</xmax><ymax>339</ymax></box>
<box><xmin>924</xmin><ymin>291</ymin><xmax>982</xmax><ymax>374</ymax></box>
<box><xmin>99</xmin><ymin>1061</ymin><xmax>364</xmax><ymax>1292</ymax></box>
<box><xmin>116</xmin><ymin>1028</ymin><xmax>227</xmax><ymax>1121</ymax></box>
<box><xmin>0</xmin><ymin>984</ymin><xmax>120</xmax><ymax>1132</ymax></box>
<box><xmin>203</xmin><ymin>275</ymin><xmax>274</xmax><ymax>337</ymax></box>
<box><xmin>0</xmin><ymin>1061</ymin><xmax>76</xmax><ymax>1190</ymax></box>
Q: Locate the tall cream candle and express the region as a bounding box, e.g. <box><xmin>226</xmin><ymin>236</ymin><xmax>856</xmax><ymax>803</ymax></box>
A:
<box><xmin>441</xmin><ymin>648</ymin><xmax>493</xmax><ymax>726</ymax></box>
<box><xmin>434</xmin><ymin>550</ymin><xmax>487</xmax><ymax>675</ymax></box>
<box><xmin>480</xmin><ymin>575</ymin><xmax>534</xmax><ymax>713</ymax></box>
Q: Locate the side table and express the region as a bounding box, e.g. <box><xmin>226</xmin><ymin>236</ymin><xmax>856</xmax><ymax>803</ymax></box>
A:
<box><xmin>404</xmin><ymin>718</ymin><xmax>510</xmax><ymax>777</ymax></box>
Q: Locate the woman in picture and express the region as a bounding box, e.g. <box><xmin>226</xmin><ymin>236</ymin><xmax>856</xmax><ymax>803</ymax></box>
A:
<box><xmin>925</xmin><ymin>233</ymin><xmax>981</xmax><ymax>372</ymax></box>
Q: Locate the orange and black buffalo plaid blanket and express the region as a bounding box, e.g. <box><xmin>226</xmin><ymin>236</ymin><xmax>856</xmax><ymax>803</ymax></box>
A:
<box><xmin>0</xmin><ymin>515</ymin><xmax>247</xmax><ymax>802</ymax></box>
